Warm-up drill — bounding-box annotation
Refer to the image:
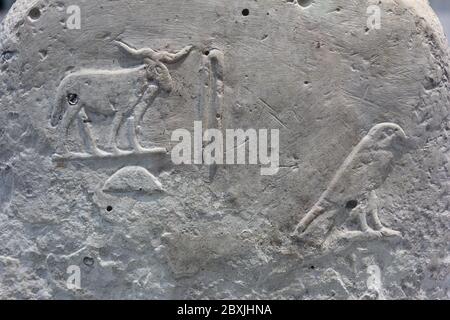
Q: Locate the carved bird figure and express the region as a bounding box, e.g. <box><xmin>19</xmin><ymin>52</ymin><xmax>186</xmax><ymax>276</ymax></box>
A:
<box><xmin>291</xmin><ymin>123</ymin><xmax>407</xmax><ymax>239</ymax></box>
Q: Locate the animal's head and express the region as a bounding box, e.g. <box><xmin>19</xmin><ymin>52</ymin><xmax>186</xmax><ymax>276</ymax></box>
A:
<box><xmin>144</xmin><ymin>58</ymin><xmax>173</xmax><ymax>93</ymax></box>
<box><xmin>51</xmin><ymin>92</ymin><xmax>78</xmax><ymax>127</ymax></box>
<box><xmin>115</xmin><ymin>40</ymin><xmax>192</xmax><ymax>93</ymax></box>
<box><xmin>368</xmin><ymin>123</ymin><xmax>407</xmax><ymax>149</ymax></box>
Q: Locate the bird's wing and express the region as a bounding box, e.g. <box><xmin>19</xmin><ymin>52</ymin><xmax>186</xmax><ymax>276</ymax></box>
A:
<box><xmin>322</xmin><ymin>142</ymin><xmax>384</xmax><ymax>204</ymax></box>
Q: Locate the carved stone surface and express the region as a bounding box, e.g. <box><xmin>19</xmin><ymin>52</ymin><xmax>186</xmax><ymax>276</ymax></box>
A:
<box><xmin>0</xmin><ymin>0</ymin><xmax>449</xmax><ymax>299</ymax></box>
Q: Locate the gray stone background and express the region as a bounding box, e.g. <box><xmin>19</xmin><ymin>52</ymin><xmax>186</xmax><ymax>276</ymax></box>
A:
<box><xmin>0</xmin><ymin>0</ymin><xmax>449</xmax><ymax>43</ymax></box>
<box><xmin>0</xmin><ymin>0</ymin><xmax>448</xmax><ymax>300</ymax></box>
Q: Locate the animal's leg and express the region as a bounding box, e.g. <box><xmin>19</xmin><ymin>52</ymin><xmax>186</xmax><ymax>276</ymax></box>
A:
<box><xmin>291</xmin><ymin>204</ymin><xmax>325</xmax><ymax>237</ymax></box>
<box><xmin>56</xmin><ymin>104</ymin><xmax>83</xmax><ymax>155</ymax></box>
<box><xmin>368</xmin><ymin>191</ymin><xmax>401</xmax><ymax>237</ymax></box>
<box><xmin>131</xmin><ymin>86</ymin><xmax>159</xmax><ymax>152</ymax></box>
<box><xmin>128</xmin><ymin>116</ymin><xmax>148</xmax><ymax>153</ymax></box>
<box><xmin>110</xmin><ymin>111</ymin><xmax>128</xmax><ymax>155</ymax></box>
<box><xmin>77</xmin><ymin>109</ymin><xmax>110</xmax><ymax>157</ymax></box>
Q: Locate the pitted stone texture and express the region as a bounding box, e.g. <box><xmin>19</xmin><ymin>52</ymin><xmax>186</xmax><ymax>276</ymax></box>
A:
<box><xmin>0</xmin><ymin>0</ymin><xmax>449</xmax><ymax>299</ymax></box>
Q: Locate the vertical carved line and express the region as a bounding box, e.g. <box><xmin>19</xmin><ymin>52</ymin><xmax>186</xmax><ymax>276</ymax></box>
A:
<box><xmin>209</xmin><ymin>49</ymin><xmax>224</xmax><ymax>130</ymax></box>
<box><xmin>207</xmin><ymin>49</ymin><xmax>224</xmax><ymax>181</ymax></box>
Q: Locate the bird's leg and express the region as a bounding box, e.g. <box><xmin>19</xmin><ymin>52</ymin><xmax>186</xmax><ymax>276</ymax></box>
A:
<box><xmin>77</xmin><ymin>109</ymin><xmax>109</xmax><ymax>157</ymax></box>
<box><xmin>368</xmin><ymin>191</ymin><xmax>401</xmax><ymax>237</ymax></box>
<box><xmin>351</xmin><ymin>199</ymin><xmax>382</xmax><ymax>238</ymax></box>
<box><xmin>357</xmin><ymin>208</ymin><xmax>375</xmax><ymax>234</ymax></box>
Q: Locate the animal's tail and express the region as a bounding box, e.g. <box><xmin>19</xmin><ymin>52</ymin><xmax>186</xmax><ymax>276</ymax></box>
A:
<box><xmin>51</xmin><ymin>82</ymin><xmax>68</xmax><ymax>127</ymax></box>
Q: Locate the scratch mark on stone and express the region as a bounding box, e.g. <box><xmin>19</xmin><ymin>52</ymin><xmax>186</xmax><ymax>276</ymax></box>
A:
<box><xmin>258</xmin><ymin>97</ymin><xmax>288</xmax><ymax>129</ymax></box>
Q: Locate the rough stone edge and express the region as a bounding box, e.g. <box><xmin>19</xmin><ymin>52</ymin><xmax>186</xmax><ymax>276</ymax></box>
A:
<box><xmin>1</xmin><ymin>0</ymin><xmax>448</xmax><ymax>53</ymax></box>
<box><xmin>1</xmin><ymin>0</ymin><xmax>40</xmax><ymax>41</ymax></box>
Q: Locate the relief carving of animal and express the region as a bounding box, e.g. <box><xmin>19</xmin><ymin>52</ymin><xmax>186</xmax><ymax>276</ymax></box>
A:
<box><xmin>50</xmin><ymin>41</ymin><xmax>193</xmax><ymax>157</ymax></box>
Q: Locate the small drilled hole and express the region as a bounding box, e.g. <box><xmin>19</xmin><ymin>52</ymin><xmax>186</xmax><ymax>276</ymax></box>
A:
<box><xmin>1</xmin><ymin>51</ymin><xmax>14</xmax><ymax>62</ymax></box>
<box><xmin>203</xmin><ymin>50</ymin><xmax>210</xmax><ymax>56</ymax></box>
<box><xmin>106</xmin><ymin>206</ymin><xmax>113</xmax><ymax>212</ymax></box>
<box><xmin>297</xmin><ymin>0</ymin><xmax>314</xmax><ymax>8</ymax></box>
<box><xmin>67</xmin><ymin>93</ymin><xmax>78</xmax><ymax>105</ymax></box>
<box><xmin>28</xmin><ymin>7</ymin><xmax>41</xmax><ymax>20</ymax></box>
<box><xmin>242</xmin><ymin>9</ymin><xmax>250</xmax><ymax>16</ymax></box>
<box><xmin>83</xmin><ymin>257</ymin><xmax>94</xmax><ymax>266</ymax></box>
<box><xmin>345</xmin><ymin>200</ymin><xmax>358</xmax><ymax>209</ymax></box>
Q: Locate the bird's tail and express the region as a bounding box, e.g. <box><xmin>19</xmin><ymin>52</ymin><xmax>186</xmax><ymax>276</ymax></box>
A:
<box><xmin>291</xmin><ymin>204</ymin><xmax>326</xmax><ymax>238</ymax></box>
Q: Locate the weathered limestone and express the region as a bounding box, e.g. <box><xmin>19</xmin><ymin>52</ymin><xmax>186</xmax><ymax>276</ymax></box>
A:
<box><xmin>0</xmin><ymin>0</ymin><xmax>449</xmax><ymax>299</ymax></box>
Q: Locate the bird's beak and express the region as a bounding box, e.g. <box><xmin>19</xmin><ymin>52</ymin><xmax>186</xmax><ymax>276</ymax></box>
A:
<box><xmin>397</xmin><ymin>127</ymin><xmax>408</xmax><ymax>140</ymax></box>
